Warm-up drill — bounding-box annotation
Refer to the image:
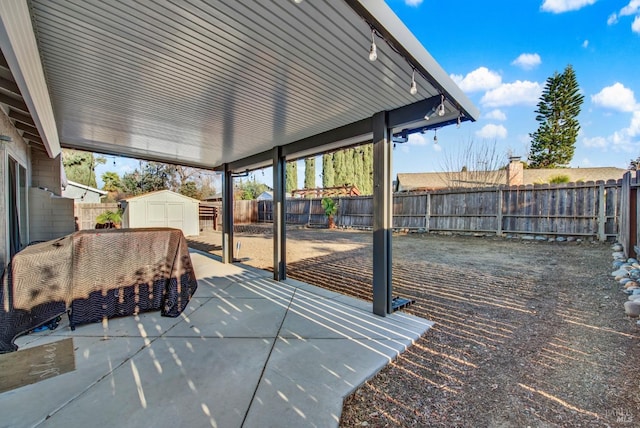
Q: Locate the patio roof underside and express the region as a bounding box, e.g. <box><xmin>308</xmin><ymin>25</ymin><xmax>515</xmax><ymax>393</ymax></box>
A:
<box><xmin>1</xmin><ymin>0</ymin><xmax>477</xmax><ymax>171</ymax></box>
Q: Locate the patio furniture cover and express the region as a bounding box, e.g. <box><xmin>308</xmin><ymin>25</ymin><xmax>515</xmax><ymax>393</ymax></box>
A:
<box><xmin>0</xmin><ymin>228</ymin><xmax>198</xmax><ymax>352</ymax></box>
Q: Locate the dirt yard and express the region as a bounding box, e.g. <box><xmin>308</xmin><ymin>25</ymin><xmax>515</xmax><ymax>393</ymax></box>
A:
<box><xmin>188</xmin><ymin>226</ymin><xmax>640</xmax><ymax>427</ymax></box>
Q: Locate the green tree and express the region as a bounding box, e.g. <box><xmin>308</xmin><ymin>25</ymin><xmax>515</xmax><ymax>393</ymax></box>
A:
<box><xmin>362</xmin><ymin>144</ymin><xmax>373</xmax><ymax>195</ymax></box>
<box><xmin>62</xmin><ymin>149</ymin><xmax>105</xmax><ymax>187</ymax></box>
<box><xmin>286</xmin><ymin>161</ymin><xmax>298</xmax><ymax>193</ymax></box>
<box><xmin>179</xmin><ymin>181</ymin><xmax>202</xmax><ymax>199</ymax></box>
<box><xmin>304</xmin><ymin>157</ymin><xmax>315</xmax><ymax>190</ymax></box>
<box><xmin>101</xmin><ymin>171</ymin><xmax>122</xmax><ymax>192</ymax></box>
<box><xmin>529</xmin><ymin>65</ymin><xmax>584</xmax><ymax>168</ymax></box>
<box><xmin>352</xmin><ymin>148</ymin><xmax>364</xmax><ymax>192</ymax></box>
<box><xmin>343</xmin><ymin>148</ymin><xmax>355</xmax><ymax>185</ymax></box>
<box><xmin>333</xmin><ymin>151</ymin><xmax>346</xmax><ymax>185</ymax></box>
<box><xmin>322</xmin><ymin>153</ymin><xmax>335</xmax><ymax>188</ymax></box>
<box><xmin>121</xmin><ymin>161</ymin><xmax>173</xmax><ymax>196</ymax></box>
<box><xmin>235</xmin><ymin>179</ymin><xmax>268</xmax><ymax>200</ymax></box>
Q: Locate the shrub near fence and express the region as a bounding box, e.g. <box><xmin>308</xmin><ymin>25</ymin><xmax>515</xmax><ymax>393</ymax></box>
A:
<box><xmin>74</xmin><ymin>203</ymin><xmax>119</xmax><ymax>230</ymax></box>
<box><xmin>257</xmin><ymin>180</ymin><xmax>622</xmax><ymax>241</ymax></box>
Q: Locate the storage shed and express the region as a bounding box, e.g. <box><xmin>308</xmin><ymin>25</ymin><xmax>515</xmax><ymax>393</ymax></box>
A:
<box><xmin>120</xmin><ymin>190</ymin><xmax>199</xmax><ymax>236</ymax></box>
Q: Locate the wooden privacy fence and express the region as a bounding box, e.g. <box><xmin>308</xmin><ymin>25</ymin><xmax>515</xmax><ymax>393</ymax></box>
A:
<box><xmin>74</xmin><ymin>203</ymin><xmax>119</xmax><ymax>230</ymax></box>
<box><xmin>618</xmin><ymin>171</ymin><xmax>639</xmax><ymax>257</ymax></box>
<box><xmin>198</xmin><ymin>200</ymin><xmax>257</xmax><ymax>231</ymax></box>
<box><xmin>76</xmin><ymin>200</ymin><xmax>257</xmax><ymax>232</ymax></box>
<box><xmin>257</xmin><ymin>180</ymin><xmax>622</xmax><ymax>241</ymax></box>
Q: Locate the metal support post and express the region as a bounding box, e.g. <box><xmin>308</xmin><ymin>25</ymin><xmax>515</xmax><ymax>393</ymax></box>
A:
<box><xmin>222</xmin><ymin>163</ymin><xmax>234</xmax><ymax>264</ymax></box>
<box><xmin>372</xmin><ymin>111</ymin><xmax>392</xmax><ymax>316</ymax></box>
<box><xmin>273</xmin><ymin>146</ymin><xmax>286</xmax><ymax>280</ymax></box>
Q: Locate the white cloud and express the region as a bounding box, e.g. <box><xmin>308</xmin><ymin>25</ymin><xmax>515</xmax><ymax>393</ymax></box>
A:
<box><xmin>582</xmin><ymin>110</ymin><xmax>640</xmax><ymax>152</ymax></box>
<box><xmin>591</xmin><ymin>82</ymin><xmax>638</xmax><ymax>112</ymax></box>
<box><xmin>407</xmin><ymin>132</ymin><xmax>442</xmax><ymax>151</ymax></box>
<box><xmin>582</xmin><ymin>39</ymin><xmax>589</xmax><ymax>48</ymax></box>
<box><xmin>583</xmin><ymin>136</ymin><xmax>608</xmax><ymax>148</ymax></box>
<box><xmin>475</xmin><ymin>124</ymin><xmax>508</xmax><ymax>139</ymax></box>
<box><xmin>407</xmin><ymin>133</ymin><xmax>427</xmax><ymax>146</ymax></box>
<box><xmin>620</xmin><ymin>0</ymin><xmax>640</xmax><ymax>16</ymax></box>
<box><xmin>629</xmin><ymin>111</ymin><xmax>640</xmax><ymax>136</ymax></box>
<box><xmin>511</xmin><ymin>53</ymin><xmax>542</xmax><ymax>70</ymax></box>
<box><xmin>608</xmin><ymin>2</ymin><xmax>640</xmax><ymax>32</ymax></box>
<box><xmin>541</xmin><ymin>0</ymin><xmax>596</xmax><ymax>13</ymax></box>
<box><xmin>484</xmin><ymin>109</ymin><xmax>507</xmax><ymax>121</ymax></box>
<box><xmin>632</xmin><ymin>15</ymin><xmax>640</xmax><ymax>32</ymax></box>
<box><xmin>404</xmin><ymin>0</ymin><xmax>423</xmax><ymax>5</ymax></box>
<box><xmin>480</xmin><ymin>80</ymin><xmax>543</xmax><ymax>107</ymax></box>
<box><xmin>450</xmin><ymin>67</ymin><xmax>502</xmax><ymax>93</ymax></box>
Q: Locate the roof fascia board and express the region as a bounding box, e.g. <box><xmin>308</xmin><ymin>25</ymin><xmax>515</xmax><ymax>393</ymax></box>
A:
<box><xmin>0</xmin><ymin>0</ymin><xmax>60</xmax><ymax>158</ymax></box>
<box><xmin>219</xmin><ymin>117</ymin><xmax>373</xmax><ymax>172</ymax></box>
<box><xmin>345</xmin><ymin>0</ymin><xmax>480</xmax><ymax>122</ymax></box>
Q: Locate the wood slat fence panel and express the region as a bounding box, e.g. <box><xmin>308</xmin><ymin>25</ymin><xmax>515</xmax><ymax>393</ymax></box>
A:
<box><xmin>248</xmin><ymin>180</ymin><xmax>623</xmax><ymax>241</ymax></box>
<box><xmin>74</xmin><ymin>203</ymin><xmax>119</xmax><ymax>230</ymax></box>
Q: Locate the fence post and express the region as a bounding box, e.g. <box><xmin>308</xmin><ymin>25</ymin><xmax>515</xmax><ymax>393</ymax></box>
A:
<box><xmin>496</xmin><ymin>188</ymin><xmax>503</xmax><ymax>236</ymax></box>
<box><xmin>425</xmin><ymin>193</ymin><xmax>430</xmax><ymax>232</ymax></box>
<box><xmin>597</xmin><ymin>182</ymin><xmax>606</xmax><ymax>242</ymax></box>
<box><xmin>631</xmin><ymin>176</ymin><xmax>638</xmax><ymax>258</ymax></box>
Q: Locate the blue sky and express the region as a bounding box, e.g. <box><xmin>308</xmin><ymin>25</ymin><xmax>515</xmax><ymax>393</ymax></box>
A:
<box><xmin>97</xmin><ymin>0</ymin><xmax>640</xmax><ymax>189</ymax></box>
<box><xmin>392</xmin><ymin>0</ymin><xmax>640</xmax><ymax>174</ymax></box>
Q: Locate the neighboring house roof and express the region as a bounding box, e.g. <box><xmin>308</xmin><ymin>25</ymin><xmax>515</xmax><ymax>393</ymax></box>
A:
<box><xmin>65</xmin><ymin>180</ymin><xmax>108</xmax><ymax>195</ymax></box>
<box><xmin>396</xmin><ymin>167</ymin><xmax>627</xmax><ymax>192</ymax></box>
<box><xmin>256</xmin><ymin>191</ymin><xmax>292</xmax><ymax>200</ymax></box>
<box><xmin>121</xmin><ymin>189</ymin><xmax>200</xmax><ymax>202</ymax></box>
<box><xmin>202</xmin><ymin>192</ymin><xmax>222</xmax><ymax>201</ymax></box>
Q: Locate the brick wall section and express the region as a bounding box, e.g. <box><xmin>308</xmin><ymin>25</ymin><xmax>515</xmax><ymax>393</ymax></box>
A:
<box><xmin>31</xmin><ymin>149</ymin><xmax>62</xmax><ymax>194</ymax></box>
<box><xmin>28</xmin><ymin>187</ymin><xmax>75</xmax><ymax>243</ymax></box>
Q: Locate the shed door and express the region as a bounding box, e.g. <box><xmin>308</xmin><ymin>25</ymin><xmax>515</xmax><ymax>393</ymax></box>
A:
<box><xmin>166</xmin><ymin>203</ymin><xmax>184</xmax><ymax>230</ymax></box>
<box><xmin>147</xmin><ymin>202</ymin><xmax>167</xmax><ymax>228</ymax></box>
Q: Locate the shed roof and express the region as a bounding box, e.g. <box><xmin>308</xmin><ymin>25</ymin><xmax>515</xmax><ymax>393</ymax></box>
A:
<box><xmin>0</xmin><ymin>0</ymin><xmax>477</xmax><ymax>170</ymax></box>
<box><xmin>121</xmin><ymin>189</ymin><xmax>200</xmax><ymax>203</ymax></box>
<box><xmin>65</xmin><ymin>180</ymin><xmax>108</xmax><ymax>195</ymax></box>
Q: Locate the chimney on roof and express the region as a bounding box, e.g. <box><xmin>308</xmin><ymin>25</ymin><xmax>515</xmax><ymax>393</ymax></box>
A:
<box><xmin>507</xmin><ymin>156</ymin><xmax>523</xmax><ymax>186</ymax></box>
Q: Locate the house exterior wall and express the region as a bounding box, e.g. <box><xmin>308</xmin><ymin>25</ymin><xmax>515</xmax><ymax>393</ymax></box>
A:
<box><xmin>1</xmin><ymin>108</ymin><xmax>30</xmax><ymax>268</ymax></box>
<box><xmin>28</xmin><ymin>187</ymin><xmax>75</xmax><ymax>242</ymax></box>
<box><xmin>31</xmin><ymin>149</ymin><xmax>62</xmax><ymax>194</ymax></box>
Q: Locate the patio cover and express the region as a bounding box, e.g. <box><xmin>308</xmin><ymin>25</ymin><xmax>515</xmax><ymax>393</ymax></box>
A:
<box><xmin>0</xmin><ymin>0</ymin><xmax>479</xmax><ymax>315</ymax></box>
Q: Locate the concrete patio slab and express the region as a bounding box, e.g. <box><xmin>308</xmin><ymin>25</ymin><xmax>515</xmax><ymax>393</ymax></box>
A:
<box><xmin>166</xmin><ymin>297</ymin><xmax>289</xmax><ymax>338</ymax></box>
<box><xmin>244</xmin><ymin>337</ymin><xmax>415</xmax><ymax>428</ymax></box>
<box><xmin>0</xmin><ymin>335</ymin><xmax>147</xmax><ymax>428</ymax></box>
<box><xmin>2</xmin><ymin>249</ymin><xmax>432</xmax><ymax>428</ymax></box>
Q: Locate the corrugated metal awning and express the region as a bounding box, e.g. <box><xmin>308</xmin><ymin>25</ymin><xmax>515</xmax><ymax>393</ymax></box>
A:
<box><xmin>1</xmin><ymin>0</ymin><xmax>477</xmax><ymax>169</ymax></box>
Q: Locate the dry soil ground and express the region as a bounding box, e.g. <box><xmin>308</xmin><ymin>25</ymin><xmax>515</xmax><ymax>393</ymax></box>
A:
<box><xmin>188</xmin><ymin>226</ymin><xmax>640</xmax><ymax>427</ymax></box>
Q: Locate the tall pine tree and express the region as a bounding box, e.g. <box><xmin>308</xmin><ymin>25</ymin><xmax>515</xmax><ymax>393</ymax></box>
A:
<box><xmin>352</xmin><ymin>148</ymin><xmax>364</xmax><ymax>192</ymax></box>
<box><xmin>333</xmin><ymin>151</ymin><xmax>346</xmax><ymax>186</ymax></box>
<box><xmin>322</xmin><ymin>153</ymin><xmax>335</xmax><ymax>188</ymax></box>
<box><xmin>528</xmin><ymin>65</ymin><xmax>583</xmax><ymax>168</ymax></box>
<box><xmin>304</xmin><ymin>157</ymin><xmax>315</xmax><ymax>190</ymax></box>
<box><xmin>285</xmin><ymin>161</ymin><xmax>298</xmax><ymax>193</ymax></box>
